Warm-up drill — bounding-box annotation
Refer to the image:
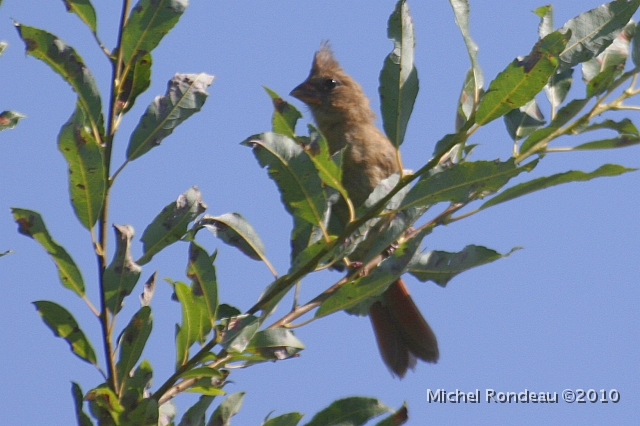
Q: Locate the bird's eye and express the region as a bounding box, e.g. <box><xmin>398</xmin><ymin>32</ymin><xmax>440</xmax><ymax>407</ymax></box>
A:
<box><xmin>322</xmin><ymin>78</ymin><xmax>338</xmax><ymax>90</ymax></box>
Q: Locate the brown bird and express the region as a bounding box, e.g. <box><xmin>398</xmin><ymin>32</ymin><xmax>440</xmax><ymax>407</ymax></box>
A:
<box><xmin>290</xmin><ymin>45</ymin><xmax>439</xmax><ymax>377</ymax></box>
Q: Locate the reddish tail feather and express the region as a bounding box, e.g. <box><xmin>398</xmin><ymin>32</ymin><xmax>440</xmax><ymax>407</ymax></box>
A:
<box><xmin>369</xmin><ymin>278</ymin><xmax>439</xmax><ymax>378</ymax></box>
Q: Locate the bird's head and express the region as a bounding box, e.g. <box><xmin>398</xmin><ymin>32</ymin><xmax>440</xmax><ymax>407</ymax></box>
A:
<box><xmin>290</xmin><ymin>45</ymin><xmax>375</xmax><ymax>127</ymax></box>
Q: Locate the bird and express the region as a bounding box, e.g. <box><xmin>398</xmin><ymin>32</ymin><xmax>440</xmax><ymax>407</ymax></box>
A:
<box><xmin>290</xmin><ymin>45</ymin><xmax>439</xmax><ymax>377</ymax></box>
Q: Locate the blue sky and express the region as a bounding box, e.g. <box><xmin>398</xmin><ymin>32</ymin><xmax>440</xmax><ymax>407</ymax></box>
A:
<box><xmin>1</xmin><ymin>1</ymin><xmax>638</xmax><ymax>424</ymax></box>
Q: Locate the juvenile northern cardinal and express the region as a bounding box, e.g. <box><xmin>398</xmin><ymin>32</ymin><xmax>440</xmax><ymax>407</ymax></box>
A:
<box><xmin>290</xmin><ymin>45</ymin><xmax>439</xmax><ymax>377</ymax></box>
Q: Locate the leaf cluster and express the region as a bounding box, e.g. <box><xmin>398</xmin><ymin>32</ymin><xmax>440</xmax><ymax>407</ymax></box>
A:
<box><xmin>8</xmin><ymin>0</ymin><xmax>640</xmax><ymax>424</ymax></box>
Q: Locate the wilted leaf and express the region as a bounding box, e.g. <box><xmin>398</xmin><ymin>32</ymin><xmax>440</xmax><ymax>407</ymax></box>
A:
<box><xmin>58</xmin><ymin>104</ymin><xmax>105</xmax><ymax>229</ymax></box>
<box><xmin>374</xmin><ymin>403</ymin><xmax>408</xmax><ymax>426</ymax></box>
<box><xmin>379</xmin><ymin>0</ymin><xmax>418</xmax><ymax>147</ymax></box>
<box><xmin>12</xmin><ymin>208</ymin><xmax>85</xmax><ymax>296</ymax></box>
<box><xmin>127</xmin><ymin>73</ymin><xmax>215</xmax><ymax>161</ymax></box>
<box><xmin>105</xmin><ymin>224</ymin><xmax>142</xmax><ymax>314</ymax></box>
<box><xmin>409</xmin><ymin>245</ymin><xmax>519</xmax><ymax>287</ymax></box>
<box><xmin>544</xmin><ymin>68</ymin><xmax>574</xmax><ymax>112</ymax></box>
<box><xmin>476</xmin><ymin>30</ymin><xmax>569</xmax><ymax>126</ymax></box>
<box><xmin>0</xmin><ymin>110</ymin><xmax>26</xmax><ymax>131</ymax></box>
<box><xmin>139</xmin><ymin>272</ymin><xmax>157</xmax><ymax>307</ymax></box>
<box><xmin>305</xmin><ymin>397</ymin><xmax>390</xmax><ymax>426</ymax></box>
<box><xmin>138</xmin><ymin>186</ymin><xmax>206</xmax><ymax>265</ymax></box>
<box><xmin>33</xmin><ymin>300</ymin><xmax>97</xmax><ymax>365</ymax></box>
<box><xmin>558</xmin><ymin>0</ymin><xmax>640</xmax><ymax>70</ymax></box>
<box><xmin>534</xmin><ymin>5</ymin><xmax>554</xmax><ymax>38</ymax></box>
<box><xmin>480</xmin><ymin>164</ymin><xmax>636</xmax><ymax>210</ymax></box>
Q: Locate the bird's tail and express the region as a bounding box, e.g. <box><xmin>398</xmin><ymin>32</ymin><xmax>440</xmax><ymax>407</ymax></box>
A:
<box><xmin>369</xmin><ymin>278</ymin><xmax>439</xmax><ymax>378</ymax></box>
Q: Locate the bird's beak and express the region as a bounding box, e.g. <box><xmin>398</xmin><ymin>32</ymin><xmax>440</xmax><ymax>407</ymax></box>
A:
<box><xmin>290</xmin><ymin>82</ymin><xmax>321</xmax><ymax>105</ymax></box>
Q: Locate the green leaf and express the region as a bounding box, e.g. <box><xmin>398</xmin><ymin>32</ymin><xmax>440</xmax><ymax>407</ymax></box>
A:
<box><xmin>127</xmin><ymin>73</ymin><xmax>214</xmax><ymax>161</ymax></box>
<box><xmin>534</xmin><ymin>5</ymin><xmax>554</xmax><ymax>38</ymax></box>
<box><xmin>305</xmin><ymin>397</ymin><xmax>390</xmax><ymax>426</ymax></box>
<box><xmin>121</xmin><ymin>0</ymin><xmax>187</xmax><ymax>67</ymax></box>
<box><xmin>12</xmin><ymin>208</ymin><xmax>85</xmax><ymax>296</ymax></box>
<box><xmin>178</xmin><ymin>367</ymin><xmax>224</xmax><ymax>380</ymax></box>
<box><xmin>178</xmin><ymin>395</ymin><xmax>215</xmax><ymax>426</ymax></box>
<box><xmin>15</xmin><ymin>24</ymin><xmax>103</xmax><ymax>140</ymax></box>
<box><xmin>124</xmin><ymin>398</ymin><xmax>158</xmax><ymax>426</ymax></box>
<box><xmin>246</xmin><ymin>328</ymin><xmax>305</xmax><ymax>360</ymax></box>
<box><xmin>62</xmin><ymin>0</ymin><xmax>97</xmax><ymax>34</ymax></box>
<box><xmin>578</xmin><ymin>118</ymin><xmax>639</xmax><ymax>136</ymax></box>
<box><xmin>316</xmin><ymin>228</ymin><xmax>428</xmax><ymax>318</ymax></box>
<box><xmin>558</xmin><ymin>0</ymin><xmax>640</xmax><ymax>70</ymax></box>
<box><xmin>116</xmin><ymin>306</ymin><xmax>152</xmax><ymax>397</ymax></box>
<box><xmin>185</xmin><ymin>378</ymin><xmax>227</xmax><ymax>397</ymax></box>
<box><xmin>71</xmin><ymin>382</ymin><xmax>94</xmax><ymax>426</ymax></box>
<box><xmin>242</xmin><ymin>132</ymin><xmax>326</xmax><ymax>227</ymax></box>
<box><xmin>449</xmin><ymin>0</ymin><xmax>484</xmax><ymax>100</ymax></box>
<box><xmin>105</xmin><ymin>224</ymin><xmax>142</xmax><ymax>314</ymax></box>
<box><xmin>264</xmin><ymin>87</ymin><xmax>301</xmax><ymax>138</ymax></box>
<box><xmin>87</xmin><ymin>385</ymin><xmax>123</xmax><ymax>425</ymax></box>
<box><xmin>476</xmin><ymin>30</ymin><xmax>569</xmax><ymax>126</ymax></box>
<box><xmin>480</xmin><ymin>164</ymin><xmax>636</xmax><ymax>210</ymax></box>
<box><xmin>173</xmin><ymin>281</ymin><xmax>207</xmax><ymax>368</ymax></box>
<box><xmin>504</xmin><ymin>99</ymin><xmax>546</xmax><ymax>142</ymax></box>
<box><xmin>138</xmin><ymin>186</ymin><xmax>206</xmax><ymax>265</ymax></box>
<box><xmin>400</xmin><ymin>159</ymin><xmax>537</xmax><ymax>211</ymax></box>
<box><xmin>0</xmin><ymin>110</ymin><xmax>26</xmax><ymax>131</ymax></box>
<box><xmin>201</xmin><ymin>213</ymin><xmax>270</xmax><ymax>266</ymax></box>
<box><xmin>121</xmin><ymin>360</ymin><xmax>153</xmax><ymax>412</ymax></box>
<box><xmin>379</xmin><ymin>0</ymin><xmax>418</xmax><ymax>147</ymax></box>
<box><xmin>0</xmin><ymin>41</ymin><xmax>7</xmax><ymax>56</ymax></box>
<box><xmin>207</xmin><ymin>392</ymin><xmax>245</xmax><ymax>426</ymax></box>
<box><xmin>544</xmin><ymin>68</ymin><xmax>574</xmax><ymax>112</ymax></box>
<box><xmin>219</xmin><ymin>315</ymin><xmax>260</xmax><ymax>354</ymax></box>
<box><xmin>305</xmin><ymin>124</ymin><xmax>346</xmax><ymax>198</ymax></box>
<box><xmin>409</xmin><ymin>245</ymin><xmax>520</xmax><ymax>287</ymax></box>
<box><xmin>519</xmin><ymin>98</ymin><xmax>590</xmax><ymax>154</ymax></box>
<box><xmin>33</xmin><ymin>301</ymin><xmax>97</xmax><ymax>365</ymax></box>
<box><xmin>572</xmin><ymin>135</ymin><xmax>640</xmax><ymax>150</ymax></box>
<box><xmin>118</xmin><ymin>53</ymin><xmax>152</xmax><ymax>114</ymax></box>
<box><xmin>262</xmin><ymin>412</ymin><xmax>303</xmax><ymax>426</ymax></box>
<box><xmin>57</xmin><ymin>104</ymin><xmax>106</xmax><ymax>229</ymax></box>
<box><xmin>187</xmin><ymin>242</ymin><xmax>218</xmax><ymax>328</ymax></box>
